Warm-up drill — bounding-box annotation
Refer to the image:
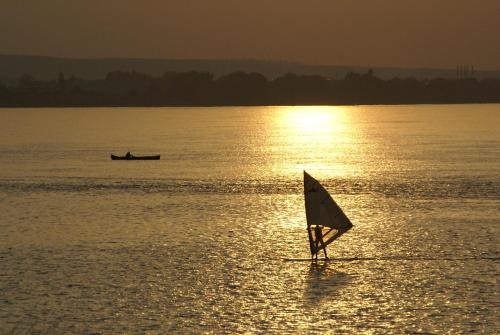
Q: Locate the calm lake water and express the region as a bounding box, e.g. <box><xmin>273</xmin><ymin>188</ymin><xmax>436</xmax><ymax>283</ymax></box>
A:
<box><xmin>0</xmin><ymin>105</ymin><xmax>499</xmax><ymax>334</ymax></box>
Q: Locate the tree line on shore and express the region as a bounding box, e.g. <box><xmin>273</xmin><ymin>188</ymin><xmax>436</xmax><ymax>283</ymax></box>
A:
<box><xmin>1</xmin><ymin>69</ymin><xmax>499</xmax><ymax>107</ymax></box>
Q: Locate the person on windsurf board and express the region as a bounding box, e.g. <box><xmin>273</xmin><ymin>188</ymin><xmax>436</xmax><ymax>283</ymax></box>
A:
<box><xmin>313</xmin><ymin>225</ymin><xmax>328</xmax><ymax>260</ymax></box>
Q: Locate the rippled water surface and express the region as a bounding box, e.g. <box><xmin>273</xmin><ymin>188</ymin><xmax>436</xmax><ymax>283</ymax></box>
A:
<box><xmin>0</xmin><ymin>105</ymin><xmax>499</xmax><ymax>334</ymax></box>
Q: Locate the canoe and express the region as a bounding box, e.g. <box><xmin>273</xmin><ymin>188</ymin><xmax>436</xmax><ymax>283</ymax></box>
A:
<box><xmin>111</xmin><ymin>154</ymin><xmax>160</xmax><ymax>160</ymax></box>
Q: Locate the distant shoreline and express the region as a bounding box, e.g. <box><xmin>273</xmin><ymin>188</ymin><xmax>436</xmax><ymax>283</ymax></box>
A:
<box><xmin>2</xmin><ymin>54</ymin><xmax>500</xmax><ymax>82</ymax></box>
<box><xmin>1</xmin><ymin>70</ymin><xmax>499</xmax><ymax>108</ymax></box>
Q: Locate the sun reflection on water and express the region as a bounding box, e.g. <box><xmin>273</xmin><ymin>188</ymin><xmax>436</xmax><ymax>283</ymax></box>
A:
<box><xmin>278</xmin><ymin>105</ymin><xmax>348</xmax><ymax>136</ymax></box>
<box><xmin>269</xmin><ymin>106</ymin><xmax>356</xmax><ymax>177</ymax></box>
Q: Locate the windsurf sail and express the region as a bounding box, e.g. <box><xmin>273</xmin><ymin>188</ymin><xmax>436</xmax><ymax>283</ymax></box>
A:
<box><xmin>304</xmin><ymin>171</ymin><xmax>353</xmax><ymax>256</ymax></box>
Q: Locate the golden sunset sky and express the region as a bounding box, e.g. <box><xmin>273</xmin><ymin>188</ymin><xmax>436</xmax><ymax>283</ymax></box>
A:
<box><xmin>1</xmin><ymin>0</ymin><xmax>499</xmax><ymax>69</ymax></box>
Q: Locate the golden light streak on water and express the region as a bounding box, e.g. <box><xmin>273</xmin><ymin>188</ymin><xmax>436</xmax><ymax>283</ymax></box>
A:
<box><xmin>279</xmin><ymin>105</ymin><xmax>347</xmax><ymax>135</ymax></box>
<box><xmin>267</xmin><ymin>106</ymin><xmax>357</xmax><ymax>178</ymax></box>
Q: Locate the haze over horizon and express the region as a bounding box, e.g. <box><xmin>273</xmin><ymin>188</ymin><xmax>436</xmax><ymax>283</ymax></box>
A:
<box><xmin>1</xmin><ymin>0</ymin><xmax>499</xmax><ymax>70</ymax></box>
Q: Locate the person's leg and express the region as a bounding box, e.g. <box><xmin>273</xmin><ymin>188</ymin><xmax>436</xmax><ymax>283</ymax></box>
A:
<box><xmin>318</xmin><ymin>237</ymin><xmax>327</xmax><ymax>259</ymax></box>
<box><xmin>314</xmin><ymin>240</ymin><xmax>319</xmax><ymax>261</ymax></box>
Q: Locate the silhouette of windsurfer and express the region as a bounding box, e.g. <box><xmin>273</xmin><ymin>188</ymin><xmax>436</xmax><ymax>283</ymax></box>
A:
<box><xmin>314</xmin><ymin>225</ymin><xmax>328</xmax><ymax>260</ymax></box>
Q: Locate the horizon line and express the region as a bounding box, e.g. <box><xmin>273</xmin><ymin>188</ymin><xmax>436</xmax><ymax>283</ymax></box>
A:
<box><xmin>1</xmin><ymin>53</ymin><xmax>498</xmax><ymax>72</ymax></box>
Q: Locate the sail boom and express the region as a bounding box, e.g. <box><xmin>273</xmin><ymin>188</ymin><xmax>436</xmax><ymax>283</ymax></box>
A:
<box><xmin>322</xmin><ymin>228</ymin><xmax>350</xmax><ymax>247</ymax></box>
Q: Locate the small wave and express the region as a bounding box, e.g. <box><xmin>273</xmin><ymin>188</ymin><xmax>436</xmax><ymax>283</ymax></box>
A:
<box><xmin>0</xmin><ymin>177</ymin><xmax>499</xmax><ymax>199</ymax></box>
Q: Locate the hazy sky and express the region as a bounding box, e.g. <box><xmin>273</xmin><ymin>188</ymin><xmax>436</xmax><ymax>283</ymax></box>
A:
<box><xmin>1</xmin><ymin>0</ymin><xmax>499</xmax><ymax>69</ymax></box>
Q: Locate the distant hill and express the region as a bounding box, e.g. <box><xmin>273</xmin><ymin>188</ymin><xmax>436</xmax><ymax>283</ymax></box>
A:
<box><xmin>1</xmin><ymin>54</ymin><xmax>500</xmax><ymax>84</ymax></box>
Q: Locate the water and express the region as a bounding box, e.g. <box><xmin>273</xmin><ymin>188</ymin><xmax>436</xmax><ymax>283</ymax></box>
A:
<box><xmin>0</xmin><ymin>105</ymin><xmax>499</xmax><ymax>334</ymax></box>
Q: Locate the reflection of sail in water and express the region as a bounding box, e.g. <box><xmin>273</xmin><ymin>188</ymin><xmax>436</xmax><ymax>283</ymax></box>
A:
<box><xmin>304</xmin><ymin>171</ymin><xmax>353</xmax><ymax>257</ymax></box>
<box><xmin>304</xmin><ymin>262</ymin><xmax>351</xmax><ymax>305</ymax></box>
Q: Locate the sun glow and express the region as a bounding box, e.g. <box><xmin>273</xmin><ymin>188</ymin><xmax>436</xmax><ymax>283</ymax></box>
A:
<box><xmin>280</xmin><ymin>106</ymin><xmax>346</xmax><ymax>135</ymax></box>
<box><xmin>269</xmin><ymin>106</ymin><xmax>355</xmax><ymax>177</ymax></box>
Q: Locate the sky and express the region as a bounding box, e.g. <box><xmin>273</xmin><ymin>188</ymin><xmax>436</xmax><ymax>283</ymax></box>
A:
<box><xmin>1</xmin><ymin>0</ymin><xmax>499</xmax><ymax>69</ymax></box>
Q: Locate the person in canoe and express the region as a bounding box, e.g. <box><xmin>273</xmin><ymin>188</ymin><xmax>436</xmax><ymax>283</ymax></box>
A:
<box><xmin>125</xmin><ymin>151</ymin><xmax>132</xmax><ymax>159</ymax></box>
